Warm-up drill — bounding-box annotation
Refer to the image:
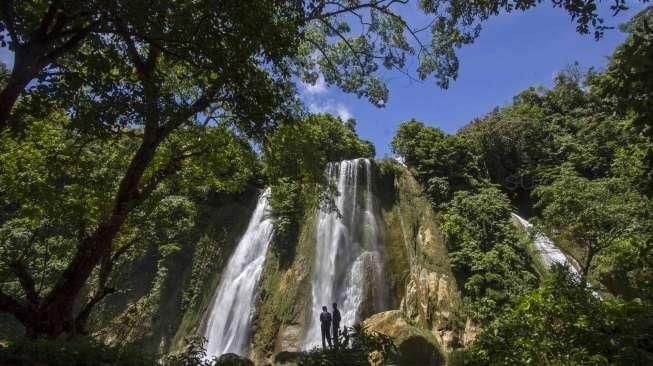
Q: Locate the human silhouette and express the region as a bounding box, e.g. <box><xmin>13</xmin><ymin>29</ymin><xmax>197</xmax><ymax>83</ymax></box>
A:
<box><xmin>332</xmin><ymin>302</ymin><xmax>341</xmax><ymax>347</ymax></box>
<box><xmin>319</xmin><ymin>306</ymin><xmax>332</xmax><ymax>349</ymax></box>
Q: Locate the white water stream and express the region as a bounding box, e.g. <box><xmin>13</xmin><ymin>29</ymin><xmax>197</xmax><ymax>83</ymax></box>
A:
<box><xmin>302</xmin><ymin>159</ymin><xmax>387</xmax><ymax>349</ymax></box>
<box><xmin>204</xmin><ymin>188</ymin><xmax>273</xmax><ymax>358</ymax></box>
<box><xmin>511</xmin><ymin>213</ymin><xmax>581</xmax><ymax>276</ymax></box>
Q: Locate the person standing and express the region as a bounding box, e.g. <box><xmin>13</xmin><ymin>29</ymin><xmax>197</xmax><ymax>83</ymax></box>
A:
<box><xmin>332</xmin><ymin>302</ymin><xmax>341</xmax><ymax>347</ymax></box>
<box><xmin>320</xmin><ymin>306</ymin><xmax>333</xmax><ymax>349</ymax></box>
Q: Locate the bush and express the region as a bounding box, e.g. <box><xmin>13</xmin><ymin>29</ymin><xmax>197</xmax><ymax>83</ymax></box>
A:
<box><xmin>296</xmin><ymin>325</ymin><xmax>399</xmax><ymax>366</ymax></box>
<box><xmin>0</xmin><ymin>337</ymin><xmax>154</xmax><ymax>366</ymax></box>
<box><xmin>464</xmin><ymin>266</ymin><xmax>653</xmax><ymax>365</ymax></box>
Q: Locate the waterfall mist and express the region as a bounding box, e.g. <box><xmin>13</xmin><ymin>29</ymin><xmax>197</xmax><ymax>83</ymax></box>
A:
<box><xmin>204</xmin><ymin>188</ymin><xmax>273</xmax><ymax>358</ymax></box>
<box><xmin>302</xmin><ymin>159</ymin><xmax>388</xmax><ymax>349</ymax></box>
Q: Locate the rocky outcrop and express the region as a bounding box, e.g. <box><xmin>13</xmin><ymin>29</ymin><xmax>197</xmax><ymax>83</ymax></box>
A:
<box><xmin>375</xmin><ymin>161</ymin><xmax>466</xmax><ymax>356</ymax></box>
<box><xmin>400</xmin><ymin>267</ymin><xmax>461</xmax><ymax>352</ymax></box>
<box><xmin>364</xmin><ymin>310</ymin><xmax>445</xmax><ymax>366</ymax></box>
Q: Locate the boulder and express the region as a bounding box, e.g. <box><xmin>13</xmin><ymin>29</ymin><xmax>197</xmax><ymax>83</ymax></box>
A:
<box><xmin>363</xmin><ymin>310</ymin><xmax>444</xmax><ymax>366</ymax></box>
<box><xmin>363</xmin><ymin>310</ymin><xmax>414</xmax><ymax>343</ymax></box>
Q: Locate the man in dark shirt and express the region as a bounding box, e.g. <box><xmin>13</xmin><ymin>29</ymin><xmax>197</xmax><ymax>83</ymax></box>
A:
<box><xmin>332</xmin><ymin>302</ymin><xmax>341</xmax><ymax>347</ymax></box>
<box><xmin>319</xmin><ymin>306</ymin><xmax>332</xmax><ymax>349</ymax></box>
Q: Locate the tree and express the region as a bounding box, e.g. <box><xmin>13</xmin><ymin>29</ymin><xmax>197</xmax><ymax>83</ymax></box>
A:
<box><xmin>441</xmin><ymin>187</ymin><xmax>536</xmax><ymax>323</ymax></box>
<box><xmin>533</xmin><ymin>169</ymin><xmax>645</xmax><ymax>280</ymax></box>
<box><xmin>465</xmin><ymin>266</ymin><xmax>653</xmax><ymax>365</ymax></box>
<box><xmin>392</xmin><ymin>119</ymin><xmax>480</xmax><ymax>204</ymax></box>
<box><xmin>0</xmin><ymin>0</ymin><xmax>301</xmax><ymax>338</ymax></box>
<box><xmin>589</xmin><ymin>5</ymin><xmax>653</xmax><ymax>196</ymax></box>
<box><xmin>1</xmin><ymin>1</ymin><xmax>649</xmax><ymax>131</ymax></box>
<box><xmin>0</xmin><ymin>0</ymin><xmax>649</xmax><ymax>342</ymax></box>
<box><xmin>0</xmin><ymin>113</ymin><xmax>255</xmax><ymax>337</ymax></box>
<box><xmin>590</xmin><ymin>5</ymin><xmax>653</xmax><ymax>138</ymax></box>
<box><xmin>0</xmin><ymin>0</ymin><xmax>103</xmax><ymax>129</ymax></box>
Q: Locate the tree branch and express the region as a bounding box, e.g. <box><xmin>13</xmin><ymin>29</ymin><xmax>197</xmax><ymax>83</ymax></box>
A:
<box><xmin>0</xmin><ymin>288</ymin><xmax>29</xmax><ymax>323</ymax></box>
<box><xmin>44</xmin><ymin>22</ymin><xmax>97</xmax><ymax>62</ymax></box>
<box><xmin>10</xmin><ymin>261</ymin><xmax>39</xmax><ymax>305</ymax></box>
<box><xmin>74</xmin><ymin>286</ymin><xmax>115</xmax><ymax>333</ymax></box>
<box><xmin>38</xmin><ymin>0</ymin><xmax>64</xmax><ymax>37</ymax></box>
<box><xmin>0</xmin><ymin>0</ymin><xmax>21</xmax><ymax>46</ymax></box>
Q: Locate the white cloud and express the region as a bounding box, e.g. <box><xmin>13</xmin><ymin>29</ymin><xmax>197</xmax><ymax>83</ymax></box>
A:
<box><xmin>335</xmin><ymin>104</ymin><xmax>352</xmax><ymax>121</ymax></box>
<box><xmin>308</xmin><ymin>100</ymin><xmax>353</xmax><ymax>121</ymax></box>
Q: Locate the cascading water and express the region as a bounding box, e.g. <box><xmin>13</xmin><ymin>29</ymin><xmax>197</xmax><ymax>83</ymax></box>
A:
<box><xmin>512</xmin><ymin>213</ymin><xmax>581</xmax><ymax>276</ymax></box>
<box><xmin>513</xmin><ymin>214</ymin><xmax>601</xmax><ymax>298</ymax></box>
<box><xmin>204</xmin><ymin>188</ymin><xmax>273</xmax><ymax>358</ymax></box>
<box><xmin>303</xmin><ymin>159</ymin><xmax>387</xmax><ymax>349</ymax></box>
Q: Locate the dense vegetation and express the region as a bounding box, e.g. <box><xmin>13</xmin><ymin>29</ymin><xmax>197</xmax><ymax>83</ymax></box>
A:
<box><xmin>392</xmin><ymin>6</ymin><xmax>653</xmax><ymax>364</ymax></box>
<box><xmin>0</xmin><ymin>0</ymin><xmax>651</xmax><ymax>364</ymax></box>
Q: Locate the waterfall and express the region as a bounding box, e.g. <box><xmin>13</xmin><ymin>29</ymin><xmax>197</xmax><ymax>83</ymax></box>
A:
<box><xmin>513</xmin><ymin>213</ymin><xmax>601</xmax><ymax>298</ymax></box>
<box><xmin>511</xmin><ymin>213</ymin><xmax>581</xmax><ymax>276</ymax></box>
<box><xmin>302</xmin><ymin>159</ymin><xmax>387</xmax><ymax>349</ymax></box>
<box><xmin>204</xmin><ymin>188</ymin><xmax>273</xmax><ymax>358</ymax></box>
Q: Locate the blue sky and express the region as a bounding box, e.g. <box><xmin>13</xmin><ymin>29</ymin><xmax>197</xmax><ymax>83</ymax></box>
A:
<box><xmin>0</xmin><ymin>3</ymin><xmax>647</xmax><ymax>157</ymax></box>
<box><xmin>300</xmin><ymin>3</ymin><xmax>648</xmax><ymax>157</ymax></box>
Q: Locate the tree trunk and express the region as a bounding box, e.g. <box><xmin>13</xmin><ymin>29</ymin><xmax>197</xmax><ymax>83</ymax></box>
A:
<box><xmin>0</xmin><ymin>44</ymin><xmax>49</xmax><ymax>130</ymax></box>
<box><xmin>581</xmin><ymin>245</ymin><xmax>596</xmax><ymax>284</ymax></box>
<box><xmin>24</xmin><ymin>130</ymin><xmax>165</xmax><ymax>338</ymax></box>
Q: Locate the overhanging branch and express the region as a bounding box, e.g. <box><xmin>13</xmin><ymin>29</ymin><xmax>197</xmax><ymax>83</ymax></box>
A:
<box><xmin>10</xmin><ymin>261</ymin><xmax>39</xmax><ymax>305</ymax></box>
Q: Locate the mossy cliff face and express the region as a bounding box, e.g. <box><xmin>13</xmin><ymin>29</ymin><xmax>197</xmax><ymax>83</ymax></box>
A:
<box><xmin>372</xmin><ymin>160</ymin><xmax>468</xmax><ymax>359</ymax></box>
<box><xmin>248</xmin><ymin>196</ymin><xmax>318</xmax><ymax>364</ymax></box>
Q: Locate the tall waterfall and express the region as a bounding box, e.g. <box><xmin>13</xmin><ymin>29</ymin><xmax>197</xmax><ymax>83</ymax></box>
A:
<box><xmin>303</xmin><ymin>159</ymin><xmax>387</xmax><ymax>349</ymax></box>
<box><xmin>204</xmin><ymin>188</ymin><xmax>273</xmax><ymax>358</ymax></box>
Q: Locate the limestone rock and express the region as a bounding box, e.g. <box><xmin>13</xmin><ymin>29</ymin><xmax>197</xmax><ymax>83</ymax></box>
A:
<box><xmin>400</xmin><ymin>267</ymin><xmax>461</xmax><ymax>351</ymax></box>
<box><xmin>368</xmin><ymin>350</ymin><xmax>384</xmax><ymax>366</ymax></box>
<box><xmin>363</xmin><ymin>310</ymin><xmax>444</xmax><ymax>366</ymax></box>
<box><xmin>363</xmin><ymin>310</ymin><xmax>415</xmax><ymax>343</ymax></box>
<box><xmin>275</xmin><ymin>324</ymin><xmax>303</xmax><ymax>352</ymax></box>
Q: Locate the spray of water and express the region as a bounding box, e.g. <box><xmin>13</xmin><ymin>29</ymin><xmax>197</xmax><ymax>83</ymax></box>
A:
<box><xmin>204</xmin><ymin>188</ymin><xmax>273</xmax><ymax>358</ymax></box>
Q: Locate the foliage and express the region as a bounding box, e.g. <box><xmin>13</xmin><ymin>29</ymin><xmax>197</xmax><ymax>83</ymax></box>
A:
<box><xmin>295</xmin><ymin>325</ymin><xmax>399</xmax><ymax>366</ymax></box>
<box><xmin>534</xmin><ymin>170</ymin><xmax>647</xmax><ymax>279</ymax></box>
<box><xmin>0</xmin><ymin>0</ymin><xmax>650</xmax><ymax>360</ymax></box>
<box><xmin>464</xmin><ymin>266</ymin><xmax>653</xmax><ymax>365</ymax></box>
<box><xmin>0</xmin><ymin>111</ymin><xmax>256</xmax><ymax>337</ymax></box>
<box><xmin>589</xmin><ymin>6</ymin><xmax>653</xmax><ymax>196</ymax></box>
<box><xmin>392</xmin><ymin>6</ymin><xmax>653</xmax><ymax>305</ymax></box>
<box><xmin>590</xmin><ymin>6</ymin><xmax>653</xmax><ymax>138</ymax></box>
<box><xmin>1</xmin><ymin>1</ymin><xmax>644</xmax><ymax>131</ymax></box>
<box><xmin>0</xmin><ymin>337</ymin><xmax>155</xmax><ymax>366</ymax></box>
<box><xmin>441</xmin><ymin>187</ymin><xmax>537</xmax><ymax>323</ymax></box>
<box><xmin>265</xmin><ymin>114</ymin><xmax>375</xmax><ymax>185</ymax></box>
<box><xmin>392</xmin><ymin>119</ymin><xmax>480</xmax><ymax>205</ymax></box>
<box><xmin>459</xmin><ymin>100</ymin><xmax>566</xmax><ymax>202</ymax></box>
<box><xmin>164</xmin><ymin>336</ymin><xmax>218</xmax><ymax>366</ymax></box>
<box><xmin>389</xmin><ymin>8</ymin><xmax>653</xmax><ymax>362</ymax></box>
